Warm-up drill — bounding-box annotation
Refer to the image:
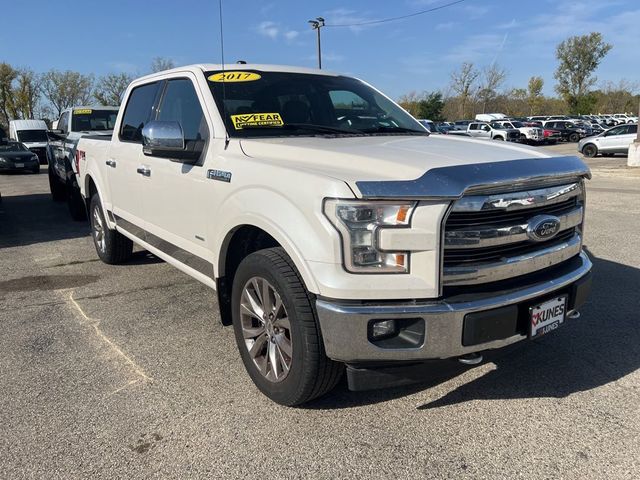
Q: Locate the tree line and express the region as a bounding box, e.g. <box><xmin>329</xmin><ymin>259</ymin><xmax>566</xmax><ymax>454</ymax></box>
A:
<box><xmin>0</xmin><ymin>57</ymin><xmax>175</xmax><ymax>128</ymax></box>
<box><xmin>399</xmin><ymin>32</ymin><xmax>639</xmax><ymax>122</ymax></box>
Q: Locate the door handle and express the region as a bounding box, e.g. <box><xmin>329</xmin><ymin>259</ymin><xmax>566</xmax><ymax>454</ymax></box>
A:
<box><xmin>106</xmin><ymin>159</ymin><xmax>116</xmax><ymax>168</ymax></box>
<box><xmin>136</xmin><ymin>166</ymin><xmax>151</xmax><ymax>177</ymax></box>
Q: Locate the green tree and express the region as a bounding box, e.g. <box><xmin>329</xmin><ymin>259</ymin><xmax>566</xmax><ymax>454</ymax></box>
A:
<box><xmin>0</xmin><ymin>62</ymin><xmax>17</xmax><ymax>127</ymax></box>
<box><xmin>527</xmin><ymin>76</ymin><xmax>544</xmax><ymax>115</ymax></box>
<box><xmin>554</xmin><ymin>32</ymin><xmax>612</xmax><ymax>114</ymax></box>
<box><xmin>13</xmin><ymin>69</ymin><xmax>40</xmax><ymax>119</ymax></box>
<box><xmin>416</xmin><ymin>92</ymin><xmax>445</xmax><ymax>121</ymax></box>
<box><xmin>40</xmin><ymin>70</ymin><xmax>94</xmax><ymax>116</ymax></box>
<box><xmin>94</xmin><ymin>73</ymin><xmax>133</xmax><ymax>105</ymax></box>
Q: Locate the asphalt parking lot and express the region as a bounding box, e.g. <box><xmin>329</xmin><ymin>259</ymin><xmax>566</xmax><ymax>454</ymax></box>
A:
<box><xmin>1</xmin><ymin>145</ymin><xmax>639</xmax><ymax>479</ymax></box>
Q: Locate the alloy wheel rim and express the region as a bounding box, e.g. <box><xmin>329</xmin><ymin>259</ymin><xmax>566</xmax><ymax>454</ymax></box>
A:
<box><xmin>240</xmin><ymin>277</ymin><xmax>292</xmax><ymax>382</ymax></box>
<box><xmin>92</xmin><ymin>207</ymin><xmax>106</xmax><ymax>253</ymax></box>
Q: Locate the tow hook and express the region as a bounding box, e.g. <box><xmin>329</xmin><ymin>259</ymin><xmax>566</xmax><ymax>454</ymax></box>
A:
<box><xmin>458</xmin><ymin>353</ymin><xmax>483</xmax><ymax>365</ymax></box>
<box><xmin>567</xmin><ymin>310</ymin><xmax>581</xmax><ymax>319</ymax></box>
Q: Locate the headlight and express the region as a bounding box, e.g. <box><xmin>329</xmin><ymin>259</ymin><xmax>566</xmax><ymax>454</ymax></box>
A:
<box><xmin>32</xmin><ymin>155</ymin><xmax>38</xmax><ymax>162</ymax></box>
<box><xmin>324</xmin><ymin>199</ymin><xmax>416</xmax><ymax>273</ymax></box>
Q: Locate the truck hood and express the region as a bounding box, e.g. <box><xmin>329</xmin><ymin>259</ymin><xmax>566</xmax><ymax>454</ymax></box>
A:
<box><xmin>240</xmin><ymin>135</ymin><xmax>553</xmax><ymax>195</ymax></box>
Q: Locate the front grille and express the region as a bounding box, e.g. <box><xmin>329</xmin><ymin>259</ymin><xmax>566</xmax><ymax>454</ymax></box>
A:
<box><xmin>442</xmin><ymin>182</ymin><xmax>585</xmax><ymax>286</ymax></box>
<box><xmin>444</xmin><ymin>228</ymin><xmax>575</xmax><ymax>266</ymax></box>
<box><xmin>446</xmin><ymin>196</ymin><xmax>577</xmax><ymax>228</ymax></box>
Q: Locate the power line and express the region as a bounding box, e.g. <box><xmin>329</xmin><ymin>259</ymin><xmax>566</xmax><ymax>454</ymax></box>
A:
<box><xmin>324</xmin><ymin>0</ymin><xmax>469</xmax><ymax>28</ymax></box>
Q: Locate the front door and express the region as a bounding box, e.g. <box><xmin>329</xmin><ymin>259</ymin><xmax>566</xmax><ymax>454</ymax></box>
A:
<box><xmin>141</xmin><ymin>75</ymin><xmax>215</xmax><ymax>278</ymax></box>
<box><xmin>107</xmin><ymin>81</ymin><xmax>162</xmax><ymax>236</ymax></box>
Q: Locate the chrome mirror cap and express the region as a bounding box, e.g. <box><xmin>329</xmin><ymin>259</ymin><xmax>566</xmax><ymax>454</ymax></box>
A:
<box><xmin>142</xmin><ymin>121</ymin><xmax>185</xmax><ymax>151</ymax></box>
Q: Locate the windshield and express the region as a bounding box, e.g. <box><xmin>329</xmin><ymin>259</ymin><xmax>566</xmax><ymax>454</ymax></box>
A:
<box><xmin>0</xmin><ymin>141</ymin><xmax>27</xmax><ymax>152</ymax></box>
<box><xmin>17</xmin><ymin>129</ymin><xmax>48</xmax><ymax>142</ymax></box>
<box><xmin>71</xmin><ymin>109</ymin><xmax>118</xmax><ymax>132</ymax></box>
<box><xmin>205</xmin><ymin>70</ymin><xmax>425</xmax><ymax>138</ymax></box>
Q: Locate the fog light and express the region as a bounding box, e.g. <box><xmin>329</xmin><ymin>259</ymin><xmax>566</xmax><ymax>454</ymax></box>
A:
<box><xmin>371</xmin><ymin>319</ymin><xmax>396</xmax><ymax>339</ymax></box>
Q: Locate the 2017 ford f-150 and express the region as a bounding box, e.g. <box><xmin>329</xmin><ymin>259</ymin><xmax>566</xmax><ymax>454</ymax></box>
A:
<box><xmin>75</xmin><ymin>64</ymin><xmax>592</xmax><ymax>405</ymax></box>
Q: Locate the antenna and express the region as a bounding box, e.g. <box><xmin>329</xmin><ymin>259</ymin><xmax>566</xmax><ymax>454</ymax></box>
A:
<box><xmin>218</xmin><ymin>0</ymin><xmax>230</xmax><ymax>149</ymax></box>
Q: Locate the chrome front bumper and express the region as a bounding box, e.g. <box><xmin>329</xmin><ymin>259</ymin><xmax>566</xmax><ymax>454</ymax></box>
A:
<box><xmin>316</xmin><ymin>251</ymin><xmax>592</xmax><ymax>363</ymax></box>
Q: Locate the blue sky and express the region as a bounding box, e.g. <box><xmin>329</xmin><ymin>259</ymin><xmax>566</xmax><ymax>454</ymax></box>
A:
<box><xmin>1</xmin><ymin>0</ymin><xmax>638</xmax><ymax>99</ymax></box>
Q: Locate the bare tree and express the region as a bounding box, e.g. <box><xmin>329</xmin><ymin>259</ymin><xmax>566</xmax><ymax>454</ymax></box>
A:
<box><xmin>150</xmin><ymin>57</ymin><xmax>175</xmax><ymax>73</ymax></box>
<box><xmin>478</xmin><ymin>64</ymin><xmax>506</xmax><ymax>113</ymax></box>
<box><xmin>40</xmin><ymin>70</ymin><xmax>94</xmax><ymax>116</ymax></box>
<box><xmin>449</xmin><ymin>62</ymin><xmax>479</xmax><ymax>118</ymax></box>
<box><xmin>94</xmin><ymin>73</ymin><xmax>133</xmax><ymax>106</ymax></box>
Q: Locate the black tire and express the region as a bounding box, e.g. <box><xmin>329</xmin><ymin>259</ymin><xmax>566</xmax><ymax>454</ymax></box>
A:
<box><xmin>31</xmin><ymin>165</ymin><xmax>40</xmax><ymax>174</ymax></box>
<box><xmin>582</xmin><ymin>144</ymin><xmax>598</xmax><ymax>158</ymax></box>
<box><xmin>231</xmin><ymin>247</ymin><xmax>343</xmax><ymax>406</ymax></box>
<box><xmin>67</xmin><ymin>182</ymin><xmax>87</xmax><ymax>221</ymax></box>
<box><xmin>493</xmin><ymin>136</ymin><xmax>504</xmax><ymax>141</ymax></box>
<box><xmin>48</xmin><ymin>166</ymin><xmax>66</xmax><ymax>201</ymax></box>
<box><xmin>569</xmin><ymin>132</ymin><xmax>580</xmax><ymax>142</ymax></box>
<box><xmin>89</xmin><ymin>194</ymin><xmax>133</xmax><ymax>264</ymax></box>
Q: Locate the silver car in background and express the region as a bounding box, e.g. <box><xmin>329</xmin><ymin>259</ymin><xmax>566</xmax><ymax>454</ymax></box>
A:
<box><xmin>578</xmin><ymin>123</ymin><xmax>638</xmax><ymax>157</ymax></box>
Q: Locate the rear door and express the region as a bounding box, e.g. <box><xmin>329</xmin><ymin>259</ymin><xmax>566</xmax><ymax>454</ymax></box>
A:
<box><xmin>140</xmin><ymin>75</ymin><xmax>214</xmax><ymax>276</ymax></box>
<box><xmin>107</xmin><ymin>81</ymin><xmax>162</xmax><ymax>236</ymax></box>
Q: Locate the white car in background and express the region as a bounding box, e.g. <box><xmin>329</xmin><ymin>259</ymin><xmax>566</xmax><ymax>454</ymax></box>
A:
<box><xmin>490</xmin><ymin>119</ymin><xmax>545</xmax><ymax>144</ymax></box>
<box><xmin>613</xmin><ymin>113</ymin><xmax>638</xmax><ymax>124</ymax></box>
<box><xmin>578</xmin><ymin>123</ymin><xmax>638</xmax><ymax>157</ymax></box>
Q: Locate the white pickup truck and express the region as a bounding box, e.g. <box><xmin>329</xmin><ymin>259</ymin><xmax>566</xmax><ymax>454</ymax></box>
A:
<box><xmin>76</xmin><ymin>64</ymin><xmax>592</xmax><ymax>405</ymax></box>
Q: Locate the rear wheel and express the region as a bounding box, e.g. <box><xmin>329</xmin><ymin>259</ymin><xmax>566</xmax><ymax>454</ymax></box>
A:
<box><xmin>90</xmin><ymin>193</ymin><xmax>133</xmax><ymax>264</ymax></box>
<box><xmin>569</xmin><ymin>133</ymin><xmax>580</xmax><ymax>142</ymax></box>
<box><xmin>48</xmin><ymin>166</ymin><xmax>66</xmax><ymax>201</ymax></box>
<box><xmin>582</xmin><ymin>144</ymin><xmax>598</xmax><ymax>158</ymax></box>
<box><xmin>232</xmin><ymin>247</ymin><xmax>343</xmax><ymax>406</ymax></box>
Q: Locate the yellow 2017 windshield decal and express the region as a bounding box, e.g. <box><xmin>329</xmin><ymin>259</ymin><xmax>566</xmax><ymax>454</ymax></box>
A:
<box><xmin>231</xmin><ymin>113</ymin><xmax>283</xmax><ymax>130</ymax></box>
<box><xmin>74</xmin><ymin>109</ymin><xmax>93</xmax><ymax>115</ymax></box>
<box><xmin>208</xmin><ymin>71</ymin><xmax>261</xmax><ymax>82</ymax></box>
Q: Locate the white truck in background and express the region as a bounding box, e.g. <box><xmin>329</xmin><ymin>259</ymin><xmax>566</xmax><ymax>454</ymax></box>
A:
<box><xmin>9</xmin><ymin>119</ymin><xmax>51</xmax><ymax>164</ymax></box>
<box><xmin>75</xmin><ymin>64</ymin><xmax>592</xmax><ymax>406</ymax></box>
<box><xmin>47</xmin><ymin>106</ymin><xmax>119</xmax><ymax>220</ymax></box>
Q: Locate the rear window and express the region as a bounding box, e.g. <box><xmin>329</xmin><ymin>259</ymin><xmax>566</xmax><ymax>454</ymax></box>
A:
<box><xmin>72</xmin><ymin>109</ymin><xmax>118</xmax><ymax>132</ymax></box>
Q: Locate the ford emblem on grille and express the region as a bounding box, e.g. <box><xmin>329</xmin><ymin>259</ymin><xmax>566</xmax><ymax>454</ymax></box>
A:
<box><xmin>527</xmin><ymin>215</ymin><xmax>561</xmax><ymax>242</ymax></box>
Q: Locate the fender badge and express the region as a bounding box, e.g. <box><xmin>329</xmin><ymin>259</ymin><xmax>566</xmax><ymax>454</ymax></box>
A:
<box><xmin>207</xmin><ymin>169</ymin><xmax>232</xmax><ymax>183</ymax></box>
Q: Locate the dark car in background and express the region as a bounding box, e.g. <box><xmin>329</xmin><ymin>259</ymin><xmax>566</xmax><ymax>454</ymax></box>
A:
<box><xmin>453</xmin><ymin>120</ymin><xmax>472</xmax><ymax>131</ymax></box>
<box><xmin>0</xmin><ymin>141</ymin><xmax>40</xmax><ymax>174</ymax></box>
<box><xmin>542</xmin><ymin>120</ymin><xmax>592</xmax><ymax>142</ymax></box>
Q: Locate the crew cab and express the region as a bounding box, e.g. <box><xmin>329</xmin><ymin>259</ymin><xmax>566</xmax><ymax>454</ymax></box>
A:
<box><xmin>542</xmin><ymin>120</ymin><xmax>591</xmax><ymax>142</ymax></box>
<box><xmin>76</xmin><ymin>64</ymin><xmax>592</xmax><ymax>406</ymax></box>
<box><xmin>463</xmin><ymin>121</ymin><xmax>520</xmax><ymax>141</ymax></box>
<box><xmin>48</xmin><ymin>106</ymin><xmax>119</xmax><ymax>219</ymax></box>
<box><xmin>490</xmin><ymin>119</ymin><xmax>544</xmax><ymax>144</ymax></box>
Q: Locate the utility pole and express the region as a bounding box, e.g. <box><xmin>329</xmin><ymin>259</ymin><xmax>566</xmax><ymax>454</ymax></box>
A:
<box><xmin>308</xmin><ymin>17</ymin><xmax>325</xmax><ymax>69</ymax></box>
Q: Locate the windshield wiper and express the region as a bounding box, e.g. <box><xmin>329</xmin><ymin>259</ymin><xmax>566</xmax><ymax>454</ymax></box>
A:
<box><xmin>239</xmin><ymin>123</ymin><xmax>363</xmax><ymax>135</ymax></box>
<box><xmin>360</xmin><ymin>126</ymin><xmax>430</xmax><ymax>135</ymax></box>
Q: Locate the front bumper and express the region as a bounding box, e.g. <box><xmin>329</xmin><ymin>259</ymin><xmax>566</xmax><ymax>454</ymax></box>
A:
<box><xmin>0</xmin><ymin>158</ymin><xmax>39</xmax><ymax>172</ymax></box>
<box><xmin>316</xmin><ymin>251</ymin><xmax>592</xmax><ymax>363</ymax></box>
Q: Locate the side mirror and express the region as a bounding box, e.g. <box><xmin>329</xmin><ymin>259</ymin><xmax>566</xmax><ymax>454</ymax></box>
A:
<box><xmin>142</xmin><ymin>121</ymin><xmax>199</xmax><ymax>163</ymax></box>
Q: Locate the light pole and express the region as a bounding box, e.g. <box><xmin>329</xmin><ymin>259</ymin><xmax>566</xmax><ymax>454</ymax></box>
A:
<box><xmin>308</xmin><ymin>17</ymin><xmax>325</xmax><ymax>69</ymax></box>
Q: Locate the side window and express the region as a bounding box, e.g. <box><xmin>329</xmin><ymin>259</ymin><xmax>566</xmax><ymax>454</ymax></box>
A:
<box><xmin>157</xmin><ymin>79</ymin><xmax>209</xmax><ymax>146</ymax></box>
<box><xmin>629</xmin><ymin>125</ymin><xmax>638</xmax><ymax>135</ymax></box>
<box><xmin>120</xmin><ymin>82</ymin><xmax>160</xmax><ymax>143</ymax></box>
<box><xmin>469</xmin><ymin>123</ymin><xmax>478</xmax><ymax>130</ymax></box>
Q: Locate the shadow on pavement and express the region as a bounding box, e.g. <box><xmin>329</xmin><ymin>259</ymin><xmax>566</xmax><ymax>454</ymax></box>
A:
<box><xmin>0</xmin><ymin>193</ymin><xmax>89</xmax><ymax>248</ymax></box>
<box><xmin>307</xmin><ymin>253</ymin><xmax>640</xmax><ymax>410</ymax></box>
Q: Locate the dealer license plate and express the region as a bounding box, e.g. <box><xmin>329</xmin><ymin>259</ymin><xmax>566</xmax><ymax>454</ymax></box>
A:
<box><xmin>530</xmin><ymin>295</ymin><xmax>567</xmax><ymax>338</ymax></box>
<box><xmin>15</xmin><ymin>163</ymin><xmax>24</xmax><ymax>168</ymax></box>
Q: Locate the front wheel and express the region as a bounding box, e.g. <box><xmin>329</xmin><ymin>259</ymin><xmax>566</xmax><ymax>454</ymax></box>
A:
<box><xmin>582</xmin><ymin>144</ymin><xmax>598</xmax><ymax>158</ymax></box>
<box><xmin>569</xmin><ymin>133</ymin><xmax>580</xmax><ymax>142</ymax></box>
<box><xmin>90</xmin><ymin>194</ymin><xmax>133</xmax><ymax>264</ymax></box>
<box><xmin>231</xmin><ymin>247</ymin><xmax>343</xmax><ymax>406</ymax></box>
<box><xmin>493</xmin><ymin>136</ymin><xmax>504</xmax><ymax>141</ymax></box>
